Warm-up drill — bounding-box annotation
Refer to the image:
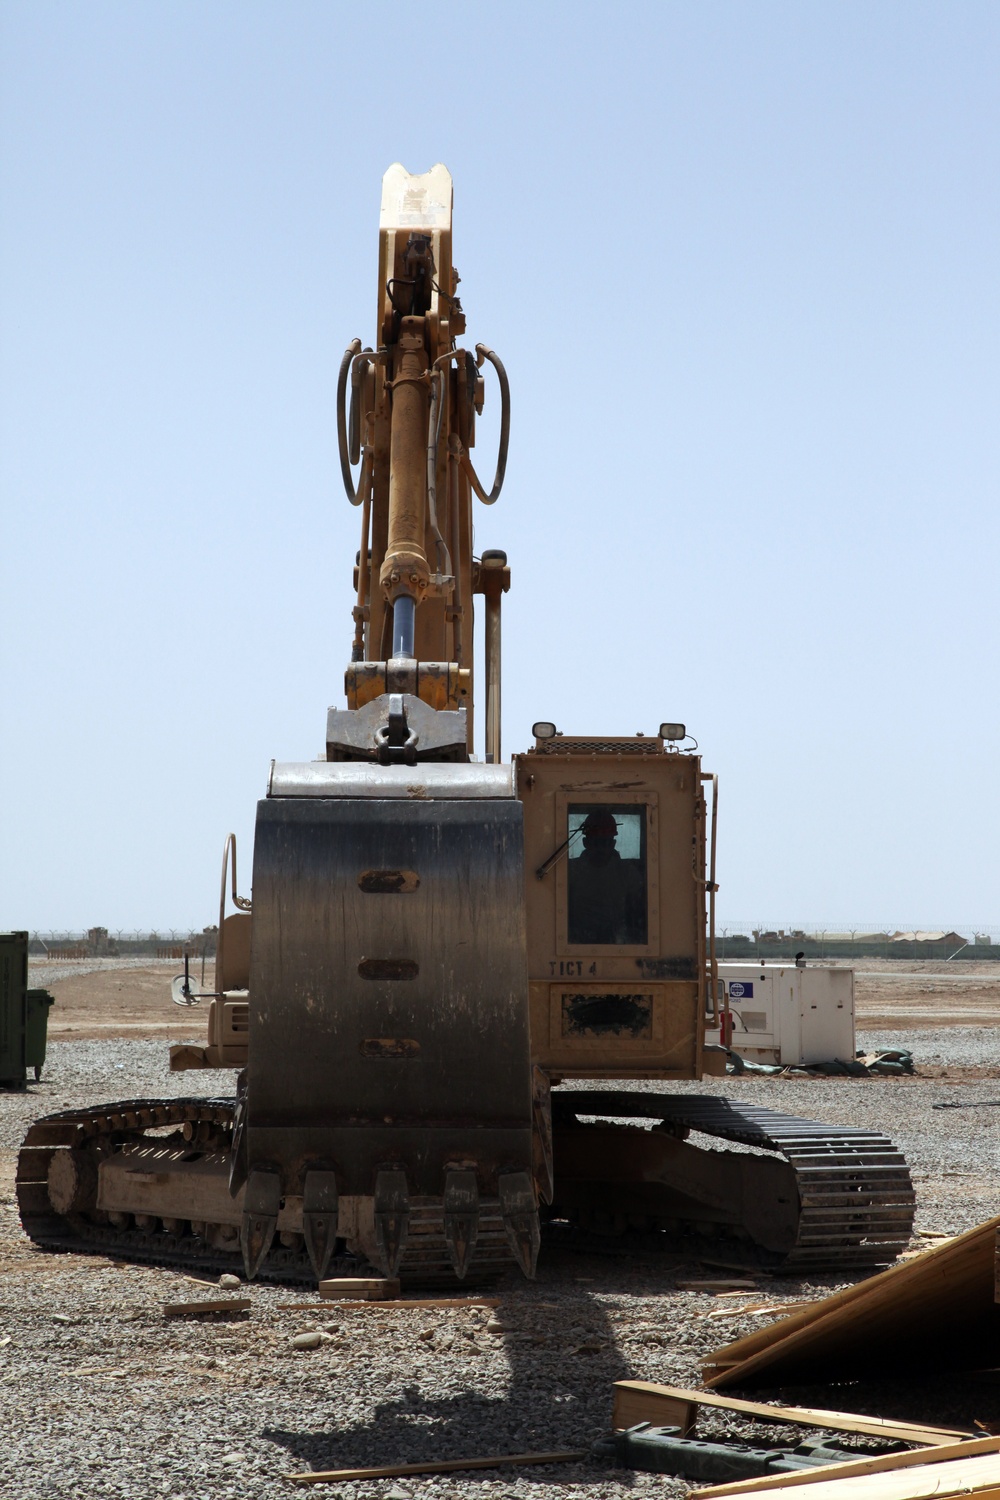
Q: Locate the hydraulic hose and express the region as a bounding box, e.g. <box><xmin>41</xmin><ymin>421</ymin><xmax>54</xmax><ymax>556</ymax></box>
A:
<box><xmin>460</xmin><ymin>344</ymin><xmax>510</xmax><ymax>505</ymax></box>
<box><xmin>338</xmin><ymin>339</ymin><xmax>380</xmax><ymax>507</ymax></box>
<box><xmin>337</xmin><ymin>338</ymin><xmax>363</xmax><ymax>504</ymax></box>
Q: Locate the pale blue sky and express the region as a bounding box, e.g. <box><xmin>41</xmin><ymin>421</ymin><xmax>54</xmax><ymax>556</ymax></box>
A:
<box><xmin>2</xmin><ymin>2</ymin><xmax>998</xmax><ymax>931</ymax></box>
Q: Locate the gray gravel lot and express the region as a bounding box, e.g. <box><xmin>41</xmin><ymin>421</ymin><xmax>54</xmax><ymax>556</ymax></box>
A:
<box><xmin>26</xmin><ymin>958</ymin><xmax>185</xmax><ymax>984</ymax></box>
<box><xmin>3</xmin><ymin>1030</ymin><xmax>1000</xmax><ymax>1499</ymax></box>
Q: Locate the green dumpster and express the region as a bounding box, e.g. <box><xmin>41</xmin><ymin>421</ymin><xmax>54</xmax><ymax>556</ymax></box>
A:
<box><xmin>26</xmin><ymin>987</ymin><xmax>55</xmax><ymax>1081</ymax></box>
<box><xmin>0</xmin><ymin>931</ymin><xmax>29</xmax><ymax>1087</ymax></box>
<box><xmin>0</xmin><ymin>932</ymin><xmax>55</xmax><ymax>1087</ymax></box>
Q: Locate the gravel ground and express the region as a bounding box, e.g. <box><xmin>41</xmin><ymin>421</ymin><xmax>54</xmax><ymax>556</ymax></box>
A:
<box><xmin>27</xmin><ymin>958</ymin><xmax>186</xmax><ymax>984</ymax></box>
<box><xmin>3</xmin><ymin>1031</ymin><xmax>1000</xmax><ymax>1499</ymax></box>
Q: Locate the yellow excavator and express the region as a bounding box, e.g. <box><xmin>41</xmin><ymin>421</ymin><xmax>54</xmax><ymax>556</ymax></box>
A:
<box><xmin>18</xmin><ymin>166</ymin><xmax>914</xmax><ymax>1285</ymax></box>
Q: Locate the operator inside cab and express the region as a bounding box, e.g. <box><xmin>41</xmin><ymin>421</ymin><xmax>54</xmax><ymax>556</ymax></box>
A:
<box><xmin>567</xmin><ymin>806</ymin><xmax>648</xmax><ymax>946</ymax></box>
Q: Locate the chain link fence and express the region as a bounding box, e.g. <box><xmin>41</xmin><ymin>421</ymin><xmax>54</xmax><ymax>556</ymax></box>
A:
<box><xmin>25</xmin><ymin>922</ymin><xmax>1000</xmax><ymax>964</ymax></box>
<box><xmin>716</xmin><ymin>922</ymin><xmax>1000</xmax><ymax>961</ymax></box>
<box><xmin>28</xmin><ymin>926</ymin><xmax>217</xmax><ymax>959</ymax></box>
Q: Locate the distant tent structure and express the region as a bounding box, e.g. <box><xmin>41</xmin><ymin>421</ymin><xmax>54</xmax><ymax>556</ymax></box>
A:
<box><xmin>890</xmin><ymin>930</ymin><xmax>966</xmax><ymax>945</ymax></box>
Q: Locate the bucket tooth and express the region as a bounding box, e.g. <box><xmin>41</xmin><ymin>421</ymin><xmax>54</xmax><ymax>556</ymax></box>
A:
<box><xmin>228</xmin><ymin>1081</ymin><xmax>249</xmax><ymax>1197</ymax></box>
<box><xmin>373</xmin><ymin>1169</ymin><xmax>410</xmax><ymax>1278</ymax></box>
<box><xmin>498</xmin><ymin>1170</ymin><xmax>540</xmax><ymax>1279</ymax></box>
<box><xmin>240</xmin><ymin>1168</ymin><xmax>281</xmax><ymax>1280</ymax></box>
<box><xmin>302</xmin><ymin>1169</ymin><xmax>340</xmax><ymax>1281</ymax></box>
<box><xmin>443</xmin><ymin>1169</ymin><xmax>480</xmax><ymax>1279</ymax></box>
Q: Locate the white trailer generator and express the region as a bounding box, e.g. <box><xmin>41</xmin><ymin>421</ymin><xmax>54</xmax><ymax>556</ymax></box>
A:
<box><xmin>707</xmin><ymin>963</ymin><xmax>856</xmax><ymax>1067</ymax></box>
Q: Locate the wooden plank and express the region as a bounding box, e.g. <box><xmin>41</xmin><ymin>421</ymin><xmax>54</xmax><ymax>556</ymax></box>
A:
<box><xmin>697</xmin><ymin>1435</ymin><xmax>1000</xmax><ymax>1497</ymax></box>
<box><xmin>612</xmin><ymin>1384</ymin><xmax>697</xmax><ymax>1437</ymax></box>
<box><xmin>319</xmin><ymin>1277</ymin><xmax>399</xmax><ymax>1290</ymax></box>
<box><xmin>318</xmin><ymin>1276</ymin><xmax>400</xmax><ymax>1300</ymax></box>
<box><xmin>694</xmin><ymin>1450</ymin><xmax>1000</xmax><ymax>1500</ymax></box>
<box><xmin>278</xmin><ymin>1297</ymin><xmax>500</xmax><ymax>1313</ymax></box>
<box><xmin>611</xmin><ymin>1382</ymin><xmax>971</xmax><ymax>1446</ymax></box>
<box><xmin>706</xmin><ymin>1302</ymin><xmax>818</xmax><ymax>1321</ymax></box>
<box><xmin>286</xmin><ymin>1450</ymin><xmax>588</xmax><ymax>1485</ymax></box>
<box><xmin>677</xmin><ymin>1278</ymin><xmax>758</xmax><ymax>1291</ymax></box>
<box><xmin>702</xmin><ymin>1214</ymin><xmax>1000</xmax><ymax>1388</ymax></box>
<box><xmin>162</xmin><ymin>1298</ymin><xmax>251</xmax><ymax>1317</ymax></box>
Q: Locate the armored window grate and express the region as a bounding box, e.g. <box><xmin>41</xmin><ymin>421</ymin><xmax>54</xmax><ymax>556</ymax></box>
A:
<box><xmin>536</xmin><ymin>739</ymin><xmax>663</xmax><ymax>756</ymax></box>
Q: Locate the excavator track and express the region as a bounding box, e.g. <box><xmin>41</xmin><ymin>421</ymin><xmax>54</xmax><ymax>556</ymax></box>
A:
<box><xmin>18</xmin><ymin>1091</ymin><xmax>914</xmax><ymax>1280</ymax></box>
<box><xmin>17</xmin><ymin>1097</ymin><xmax>313</xmax><ymax>1282</ymax></box>
<box><xmin>16</xmin><ymin>1098</ymin><xmax>515</xmax><ymax>1285</ymax></box>
<box><xmin>552</xmin><ymin>1091</ymin><xmax>915</xmax><ymax>1269</ymax></box>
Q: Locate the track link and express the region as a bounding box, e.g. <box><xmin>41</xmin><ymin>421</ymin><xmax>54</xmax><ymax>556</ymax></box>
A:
<box><xmin>553</xmin><ymin>1090</ymin><xmax>915</xmax><ymax>1268</ymax></box>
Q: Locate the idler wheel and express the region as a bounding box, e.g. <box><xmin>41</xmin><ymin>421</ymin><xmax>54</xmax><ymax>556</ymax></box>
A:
<box><xmin>47</xmin><ymin>1148</ymin><xmax>98</xmax><ymax>1215</ymax></box>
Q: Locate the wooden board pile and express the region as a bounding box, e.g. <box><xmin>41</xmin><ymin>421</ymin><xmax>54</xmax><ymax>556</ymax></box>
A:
<box><xmin>702</xmin><ymin>1214</ymin><xmax>1000</xmax><ymax>1387</ymax></box>
<box><xmin>611</xmin><ymin>1381</ymin><xmax>1000</xmax><ymax>1499</ymax></box>
<box><xmin>596</xmin><ymin>1215</ymin><xmax>1000</xmax><ymax>1495</ymax></box>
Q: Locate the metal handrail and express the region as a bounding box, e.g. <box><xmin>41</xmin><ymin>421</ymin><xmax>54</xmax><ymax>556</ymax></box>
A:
<box><xmin>703</xmin><ymin>774</ymin><xmax>720</xmax><ymax>1026</ymax></box>
<box><xmin>213</xmin><ymin>833</ymin><xmax>252</xmax><ymax>1000</ymax></box>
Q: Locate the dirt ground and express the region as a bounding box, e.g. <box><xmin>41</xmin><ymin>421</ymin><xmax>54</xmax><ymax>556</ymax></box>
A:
<box><xmin>31</xmin><ymin>958</ymin><xmax>218</xmax><ymax>1041</ymax></box>
<box><xmin>850</xmin><ymin>959</ymin><xmax>1000</xmax><ymax>1029</ymax></box>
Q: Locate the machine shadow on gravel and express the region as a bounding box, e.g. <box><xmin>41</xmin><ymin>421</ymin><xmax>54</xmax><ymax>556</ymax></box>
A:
<box><xmin>262</xmin><ymin>1273</ymin><xmax>632</xmax><ymax>1480</ymax></box>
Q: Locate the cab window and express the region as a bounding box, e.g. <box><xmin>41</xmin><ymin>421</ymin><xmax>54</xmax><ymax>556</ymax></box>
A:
<box><xmin>566</xmin><ymin>803</ymin><xmax>648</xmax><ymax>946</ymax></box>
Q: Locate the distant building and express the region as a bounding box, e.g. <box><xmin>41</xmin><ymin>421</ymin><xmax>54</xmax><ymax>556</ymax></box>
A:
<box><xmin>789</xmin><ymin>931</ymin><xmax>889</xmax><ymax>943</ymax></box>
<box><xmin>890</xmin><ymin>930</ymin><xmax>967</xmax><ymax>945</ymax></box>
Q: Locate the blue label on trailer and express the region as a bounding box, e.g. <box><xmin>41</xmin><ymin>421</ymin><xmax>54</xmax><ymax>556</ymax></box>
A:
<box><xmin>727</xmin><ymin>981</ymin><xmax>753</xmax><ymax>1000</ymax></box>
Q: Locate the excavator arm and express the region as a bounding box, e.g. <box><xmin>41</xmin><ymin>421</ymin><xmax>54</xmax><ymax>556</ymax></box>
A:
<box><xmin>333</xmin><ymin>162</ymin><xmax>510</xmax><ymax>764</ymax></box>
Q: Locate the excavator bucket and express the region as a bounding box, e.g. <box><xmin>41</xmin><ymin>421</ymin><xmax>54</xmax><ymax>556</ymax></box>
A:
<box><xmin>242</xmin><ymin>760</ymin><xmax>538</xmax><ymax>1281</ymax></box>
